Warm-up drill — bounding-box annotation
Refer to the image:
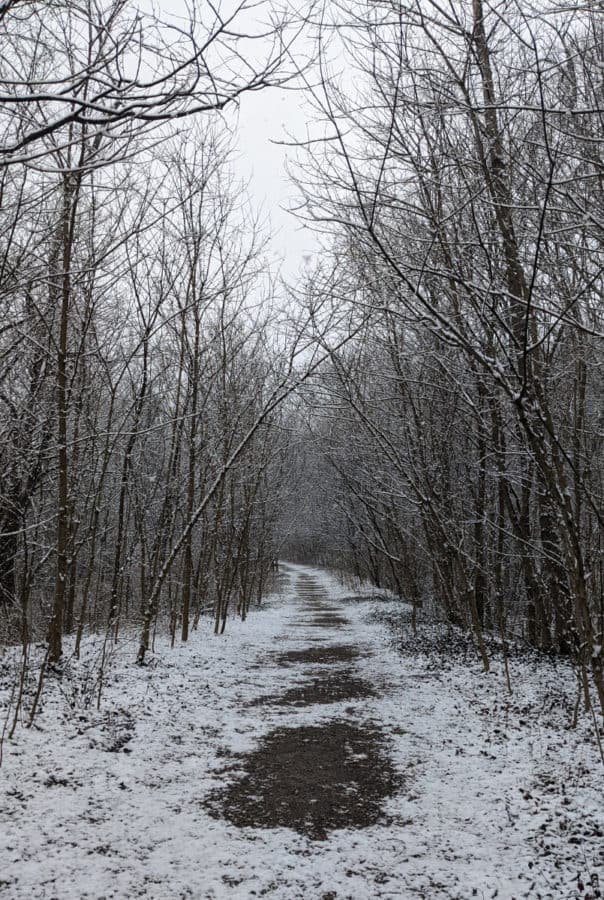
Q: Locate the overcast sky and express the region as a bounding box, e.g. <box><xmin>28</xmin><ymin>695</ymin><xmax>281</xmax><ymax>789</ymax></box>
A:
<box><xmin>156</xmin><ymin>0</ymin><xmax>322</xmax><ymax>282</ymax></box>
<box><xmin>232</xmin><ymin>85</ymin><xmax>319</xmax><ymax>280</ymax></box>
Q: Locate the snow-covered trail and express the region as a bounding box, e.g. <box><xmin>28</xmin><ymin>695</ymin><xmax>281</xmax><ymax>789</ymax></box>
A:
<box><xmin>1</xmin><ymin>564</ymin><xmax>602</xmax><ymax>899</ymax></box>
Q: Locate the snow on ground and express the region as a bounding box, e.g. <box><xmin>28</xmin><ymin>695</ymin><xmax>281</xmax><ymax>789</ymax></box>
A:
<box><xmin>0</xmin><ymin>563</ymin><xmax>602</xmax><ymax>899</ymax></box>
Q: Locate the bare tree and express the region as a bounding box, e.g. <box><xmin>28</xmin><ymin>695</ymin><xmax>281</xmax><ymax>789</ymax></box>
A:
<box><xmin>293</xmin><ymin>0</ymin><xmax>604</xmax><ymax>712</ymax></box>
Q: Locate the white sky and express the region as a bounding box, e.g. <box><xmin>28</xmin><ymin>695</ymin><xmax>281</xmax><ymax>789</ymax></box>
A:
<box><xmin>152</xmin><ymin>0</ymin><xmax>322</xmax><ymax>283</ymax></box>
<box><xmin>233</xmin><ymin>84</ymin><xmax>319</xmax><ymax>281</ymax></box>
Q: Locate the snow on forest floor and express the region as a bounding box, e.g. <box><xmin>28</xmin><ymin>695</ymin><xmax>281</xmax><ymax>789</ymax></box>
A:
<box><xmin>0</xmin><ymin>563</ymin><xmax>603</xmax><ymax>900</ymax></box>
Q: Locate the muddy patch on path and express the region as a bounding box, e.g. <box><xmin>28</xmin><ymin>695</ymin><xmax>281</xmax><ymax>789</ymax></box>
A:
<box><xmin>251</xmin><ymin>668</ymin><xmax>375</xmax><ymax>707</ymax></box>
<box><xmin>311</xmin><ymin>614</ymin><xmax>349</xmax><ymax>626</ymax></box>
<box><xmin>290</xmin><ymin>618</ymin><xmax>349</xmax><ymax>629</ymax></box>
<box><xmin>278</xmin><ymin>645</ymin><xmax>361</xmax><ymax>666</ymax></box>
<box><xmin>207</xmin><ymin>721</ymin><xmax>399</xmax><ymax>840</ymax></box>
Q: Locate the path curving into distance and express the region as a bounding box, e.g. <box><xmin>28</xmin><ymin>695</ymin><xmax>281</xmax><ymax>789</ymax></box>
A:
<box><xmin>206</xmin><ymin>569</ymin><xmax>400</xmax><ymax>841</ymax></box>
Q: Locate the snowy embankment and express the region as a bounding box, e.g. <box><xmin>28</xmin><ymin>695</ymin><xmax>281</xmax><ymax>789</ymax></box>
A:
<box><xmin>0</xmin><ymin>563</ymin><xmax>602</xmax><ymax>899</ymax></box>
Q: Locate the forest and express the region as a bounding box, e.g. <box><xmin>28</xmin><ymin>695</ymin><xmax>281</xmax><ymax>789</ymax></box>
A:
<box><xmin>0</xmin><ymin>0</ymin><xmax>603</xmax><ymax>897</ymax></box>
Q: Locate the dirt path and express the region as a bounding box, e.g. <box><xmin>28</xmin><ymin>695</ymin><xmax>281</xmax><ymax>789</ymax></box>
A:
<box><xmin>207</xmin><ymin>570</ymin><xmax>400</xmax><ymax>841</ymax></box>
